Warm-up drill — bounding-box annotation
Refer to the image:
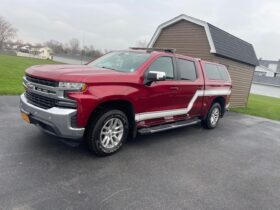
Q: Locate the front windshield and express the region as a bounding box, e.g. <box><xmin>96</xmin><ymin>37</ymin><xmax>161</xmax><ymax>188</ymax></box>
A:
<box><xmin>87</xmin><ymin>51</ymin><xmax>150</xmax><ymax>72</ymax></box>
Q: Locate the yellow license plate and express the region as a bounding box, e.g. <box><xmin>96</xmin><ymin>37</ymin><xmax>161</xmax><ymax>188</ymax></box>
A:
<box><xmin>21</xmin><ymin>112</ymin><xmax>30</xmax><ymax>123</ymax></box>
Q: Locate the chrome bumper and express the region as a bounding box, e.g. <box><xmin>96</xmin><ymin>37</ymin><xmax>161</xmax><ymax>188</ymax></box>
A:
<box><xmin>20</xmin><ymin>93</ymin><xmax>85</xmax><ymax>139</ymax></box>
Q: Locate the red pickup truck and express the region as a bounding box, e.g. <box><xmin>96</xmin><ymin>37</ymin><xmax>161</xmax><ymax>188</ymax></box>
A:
<box><xmin>20</xmin><ymin>48</ymin><xmax>232</xmax><ymax>156</ymax></box>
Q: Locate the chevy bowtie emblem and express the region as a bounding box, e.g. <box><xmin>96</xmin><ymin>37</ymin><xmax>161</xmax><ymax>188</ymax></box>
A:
<box><xmin>26</xmin><ymin>82</ymin><xmax>35</xmax><ymax>91</ymax></box>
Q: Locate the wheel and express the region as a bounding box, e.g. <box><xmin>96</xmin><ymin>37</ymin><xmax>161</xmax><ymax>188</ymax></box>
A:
<box><xmin>202</xmin><ymin>103</ymin><xmax>221</xmax><ymax>129</ymax></box>
<box><xmin>86</xmin><ymin>109</ymin><xmax>129</xmax><ymax>156</ymax></box>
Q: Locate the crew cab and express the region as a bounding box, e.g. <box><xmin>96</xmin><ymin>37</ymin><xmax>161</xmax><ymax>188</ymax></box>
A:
<box><xmin>20</xmin><ymin>48</ymin><xmax>232</xmax><ymax>156</ymax></box>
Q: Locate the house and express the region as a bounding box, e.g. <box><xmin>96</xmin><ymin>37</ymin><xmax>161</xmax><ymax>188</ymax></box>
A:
<box><xmin>19</xmin><ymin>45</ymin><xmax>32</xmax><ymax>53</ymax></box>
<box><xmin>257</xmin><ymin>59</ymin><xmax>280</xmax><ymax>77</ymax></box>
<box><xmin>17</xmin><ymin>46</ymin><xmax>53</xmax><ymax>60</ymax></box>
<box><xmin>30</xmin><ymin>47</ymin><xmax>53</xmax><ymax>59</ymax></box>
<box><xmin>252</xmin><ymin>59</ymin><xmax>280</xmax><ymax>98</ymax></box>
<box><xmin>255</xmin><ymin>65</ymin><xmax>276</xmax><ymax>77</ymax></box>
<box><xmin>148</xmin><ymin>14</ymin><xmax>259</xmax><ymax>107</ymax></box>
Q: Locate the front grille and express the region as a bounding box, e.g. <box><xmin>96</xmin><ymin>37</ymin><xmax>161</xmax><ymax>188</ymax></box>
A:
<box><xmin>26</xmin><ymin>91</ymin><xmax>57</xmax><ymax>109</ymax></box>
<box><xmin>26</xmin><ymin>75</ymin><xmax>58</xmax><ymax>87</ymax></box>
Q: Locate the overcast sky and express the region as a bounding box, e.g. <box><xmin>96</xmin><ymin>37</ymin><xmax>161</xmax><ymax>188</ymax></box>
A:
<box><xmin>1</xmin><ymin>0</ymin><xmax>280</xmax><ymax>60</ymax></box>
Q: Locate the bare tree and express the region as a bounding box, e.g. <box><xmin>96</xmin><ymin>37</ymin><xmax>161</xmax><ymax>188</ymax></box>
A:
<box><xmin>0</xmin><ymin>16</ymin><xmax>17</xmax><ymax>49</ymax></box>
<box><xmin>69</xmin><ymin>38</ymin><xmax>80</xmax><ymax>54</ymax></box>
<box><xmin>45</xmin><ymin>40</ymin><xmax>64</xmax><ymax>54</ymax></box>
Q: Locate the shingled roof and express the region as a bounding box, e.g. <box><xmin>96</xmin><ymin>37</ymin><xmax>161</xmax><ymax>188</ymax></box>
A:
<box><xmin>148</xmin><ymin>14</ymin><xmax>259</xmax><ymax>66</ymax></box>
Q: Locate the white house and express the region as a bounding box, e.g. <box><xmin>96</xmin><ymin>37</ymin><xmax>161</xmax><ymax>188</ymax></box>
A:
<box><xmin>255</xmin><ymin>65</ymin><xmax>276</xmax><ymax>77</ymax></box>
<box><xmin>255</xmin><ymin>59</ymin><xmax>280</xmax><ymax>77</ymax></box>
<box><xmin>17</xmin><ymin>47</ymin><xmax>53</xmax><ymax>60</ymax></box>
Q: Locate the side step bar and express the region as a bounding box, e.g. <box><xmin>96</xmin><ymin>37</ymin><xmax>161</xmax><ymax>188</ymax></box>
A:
<box><xmin>138</xmin><ymin>118</ymin><xmax>201</xmax><ymax>134</ymax></box>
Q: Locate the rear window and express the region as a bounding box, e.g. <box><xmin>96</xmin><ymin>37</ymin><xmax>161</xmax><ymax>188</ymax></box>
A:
<box><xmin>204</xmin><ymin>63</ymin><xmax>220</xmax><ymax>80</ymax></box>
<box><xmin>177</xmin><ymin>59</ymin><xmax>197</xmax><ymax>81</ymax></box>
<box><xmin>204</xmin><ymin>63</ymin><xmax>229</xmax><ymax>81</ymax></box>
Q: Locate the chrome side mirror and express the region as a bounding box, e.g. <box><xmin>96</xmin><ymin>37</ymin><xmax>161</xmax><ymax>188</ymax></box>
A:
<box><xmin>147</xmin><ymin>71</ymin><xmax>166</xmax><ymax>82</ymax></box>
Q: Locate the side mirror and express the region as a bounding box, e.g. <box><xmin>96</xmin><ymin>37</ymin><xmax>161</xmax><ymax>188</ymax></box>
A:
<box><xmin>146</xmin><ymin>71</ymin><xmax>166</xmax><ymax>84</ymax></box>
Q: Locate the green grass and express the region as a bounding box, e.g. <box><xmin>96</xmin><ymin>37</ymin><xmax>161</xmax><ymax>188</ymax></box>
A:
<box><xmin>231</xmin><ymin>94</ymin><xmax>280</xmax><ymax>121</ymax></box>
<box><xmin>0</xmin><ymin>54</ymin><xmax>60</xmax><ymax>95</ymax></box>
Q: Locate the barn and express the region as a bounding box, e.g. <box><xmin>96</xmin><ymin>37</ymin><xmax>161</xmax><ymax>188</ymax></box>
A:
<box><xmin>148</xmin><ymin>14</ymin><xmax>259</xmax><ymax>107</ymax></box>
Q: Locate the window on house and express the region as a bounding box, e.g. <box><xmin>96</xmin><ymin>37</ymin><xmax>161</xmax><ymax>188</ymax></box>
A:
<box><xmin>268</xmin><ymin>64</ymin><xmax>277</xmax><ymax>71</ymax></box>
<box><xmin>177</xmin><ymin>58</ymin><xmax>197</xmax><ymax>81</ymax></box>
<box><xmin>148</xmin><ymin>57</ymin><xmax>174</xmax><ymax>79</ymax></box>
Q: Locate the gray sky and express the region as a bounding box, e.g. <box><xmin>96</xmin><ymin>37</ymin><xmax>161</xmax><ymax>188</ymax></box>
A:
<box><xmin>1</xmin><ymin>0</ymin><xmax>280</xmax><ymax>60</ymax></box>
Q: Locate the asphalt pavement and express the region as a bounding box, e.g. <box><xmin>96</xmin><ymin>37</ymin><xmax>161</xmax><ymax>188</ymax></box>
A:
<box><xmin>0</xmin><ymin>96</ymin><xmax>280</xmax><ymax>210</ymax></box>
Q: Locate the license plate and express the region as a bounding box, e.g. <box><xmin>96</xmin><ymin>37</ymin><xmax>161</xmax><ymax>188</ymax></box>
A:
<box><xmin>21</xmin><ymin>112</ymin><xmax>30</xmax><ymax>123</ymax></box>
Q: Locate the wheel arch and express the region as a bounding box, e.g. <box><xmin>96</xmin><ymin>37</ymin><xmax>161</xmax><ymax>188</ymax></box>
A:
<box><xmin>211</xmin><ymin>96</ymin><xmax>226</xmax><ymax>117</ymax></box>
<box><xmin>85</xmin><ymin>99</ymin><xmax>137</xmax><ymax>139</ymax></box>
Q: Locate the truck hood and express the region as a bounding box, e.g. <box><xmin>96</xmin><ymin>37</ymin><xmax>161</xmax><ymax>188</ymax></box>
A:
<box><xmin>25</xmin><ymin>64</ymin><xmax>136</xmax><ymax>83</ymax></box>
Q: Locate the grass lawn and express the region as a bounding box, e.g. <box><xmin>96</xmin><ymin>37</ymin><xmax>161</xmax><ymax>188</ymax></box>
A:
<box><xmin>231</xmin><ymin>94</ymin><xmax>280</xmax><ymax>121</ymax></box>
<box><xmin>0</xmin><ymin>54</ymin><xmax>60</xmax><ymax>95</ymax></box>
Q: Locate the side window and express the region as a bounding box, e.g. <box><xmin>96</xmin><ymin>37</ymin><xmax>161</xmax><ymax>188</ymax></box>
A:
<box><xmin>204</xmin><ymin>63</ymin><xmax>221</xmax><ymax>80</ymax></box>
<box><xmin>148</xmin><ymin>57</ymin><xmax>174</xmax><ymax>79</ymax></box>
<box><xmin>177</xmin><ymin>58</ymin><xmax>197</xmax><ymax>81</ymax></box>
<box><xmin>218</xmin><ymin>65</ymin><xmax>230</xmax><ymax>81</ymax></box>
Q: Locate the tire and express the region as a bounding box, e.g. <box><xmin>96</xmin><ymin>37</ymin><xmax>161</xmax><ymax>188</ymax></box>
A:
<box><xmin>86</xmin><ymin>109</ymin><xmax>129</xmax><ymax>156</ymax></box>
<box><xmin>202</xmin><ymin>103</ymin><xmax>221</xmax><ymax>129</ymax></box>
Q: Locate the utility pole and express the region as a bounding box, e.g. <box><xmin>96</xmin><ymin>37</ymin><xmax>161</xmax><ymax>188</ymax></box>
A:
<box><xmin>81</xmin><ymin>32</ymin><xmax>85</xmax><ymax>64</ymax></box>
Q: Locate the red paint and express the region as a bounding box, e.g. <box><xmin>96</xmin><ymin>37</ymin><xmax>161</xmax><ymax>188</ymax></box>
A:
<box><xmin>25</xmin><ymin>51</ymin><xmax>232</xmax><ymax>128</ymax></box>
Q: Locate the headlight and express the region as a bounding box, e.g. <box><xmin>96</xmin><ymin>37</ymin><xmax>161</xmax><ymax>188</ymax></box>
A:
<box><xmin>59</xmin><ymin>82</ymin><xmax>87</xmax><ymax>91</ymax></box>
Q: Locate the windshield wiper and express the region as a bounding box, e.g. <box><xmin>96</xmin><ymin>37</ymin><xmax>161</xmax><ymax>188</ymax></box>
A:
<box><xmin>98</xmin><ymin>66</ymin><xmax>123</xmax><ymax>72</ymax></box>
<box><xmin>99</xmin><ymin>66</ymin><xmax>121</xmax><ymax>72</ymax></box>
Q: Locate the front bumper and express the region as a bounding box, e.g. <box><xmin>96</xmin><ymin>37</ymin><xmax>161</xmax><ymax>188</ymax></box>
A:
<box><xmin>20</xmin><ymin>93</ymin><xmax>85</xmax><ymax>139</ymax></box>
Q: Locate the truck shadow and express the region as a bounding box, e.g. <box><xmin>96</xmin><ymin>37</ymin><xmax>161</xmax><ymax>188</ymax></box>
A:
<box><xmin>127</xmin><ymin>124</ymin><xmax>203</xmax><ymax>145</ymax></box>
<box><xmin>33</xmin><ymin>123</ymin><xmax>205</xmax><ymax>159</ymax></box>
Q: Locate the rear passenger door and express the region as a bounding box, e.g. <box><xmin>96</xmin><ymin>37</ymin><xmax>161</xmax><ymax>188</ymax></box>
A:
<box><xmin>175</xmin><ymin>57</ymin><xmax>204</xmax><ymax>117</ymax></box>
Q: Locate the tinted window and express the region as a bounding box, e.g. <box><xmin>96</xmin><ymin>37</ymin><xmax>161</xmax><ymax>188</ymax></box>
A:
<box><xmin>148</xmin><ymin>57</ymin><xmax>174</xmax><ymax>79</ymax></box>
<box><xmin>218</xmin><ymin>65</ymin><xmax>230</xmax><ymax>81</ymax></box>
<box><xmin>204</xmin><ymin>63</ymin><xmax>221</xmax><ymax>80</ymax></box>
<box><xmin>177</xmin><ymin>59</ymin><xmax>197</xmax><ymax>81</ymax></box>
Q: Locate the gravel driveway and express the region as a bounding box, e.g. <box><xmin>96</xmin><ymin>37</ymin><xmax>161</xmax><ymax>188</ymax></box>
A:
<box><xmin>0</xmin><ymin>96</ymin><xmax>280</xmax><ymax>210</ymax></box>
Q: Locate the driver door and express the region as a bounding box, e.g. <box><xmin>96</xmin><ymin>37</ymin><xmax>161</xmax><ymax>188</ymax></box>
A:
<box><xmin>136</xmin><ymin>56</ymin><xmax>182</xmax><ymax>123</ymax></box>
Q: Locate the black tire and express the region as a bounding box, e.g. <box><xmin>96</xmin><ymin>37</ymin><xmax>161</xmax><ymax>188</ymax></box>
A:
<box><xmin>202</xmin><ymin>103</ymin><xmax>221</xmax><ymax>129</ymax></box>
<box><xmin>86</xmin><ymin>109</ymin><xmax>129</xmax><ymax>156</ymax></box>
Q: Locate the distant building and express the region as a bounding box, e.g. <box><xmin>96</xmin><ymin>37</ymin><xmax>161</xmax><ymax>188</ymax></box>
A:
<box><xmin>17</xmin><ymin>46</ymin><xmax>53</xmax><ymax>60</ymax></box>
<box><xmin>19</xmin><ymin>45</ymin><xmax>32</xmax><ymax>53</ymax></box>
<box><xmin>256</xmin><ymin>59</ymin><xmax>280</xmax><ymax>77</ymax></box>
<box><xmin>255</xmin><ymin>65</ymin><xmax>276</xmax><ymax>77</ymax></box>
<box><xmin>252</xmin><ymin>59</ymin><xmax>280</xmax><ymax>98</ymax></box>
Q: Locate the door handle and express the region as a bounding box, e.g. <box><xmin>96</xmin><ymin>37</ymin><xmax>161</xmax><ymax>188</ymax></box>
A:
<box><xmin>170</xmin><ymin>86</ymin><xmax>179</xmax><ymax>90</ymax></box>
